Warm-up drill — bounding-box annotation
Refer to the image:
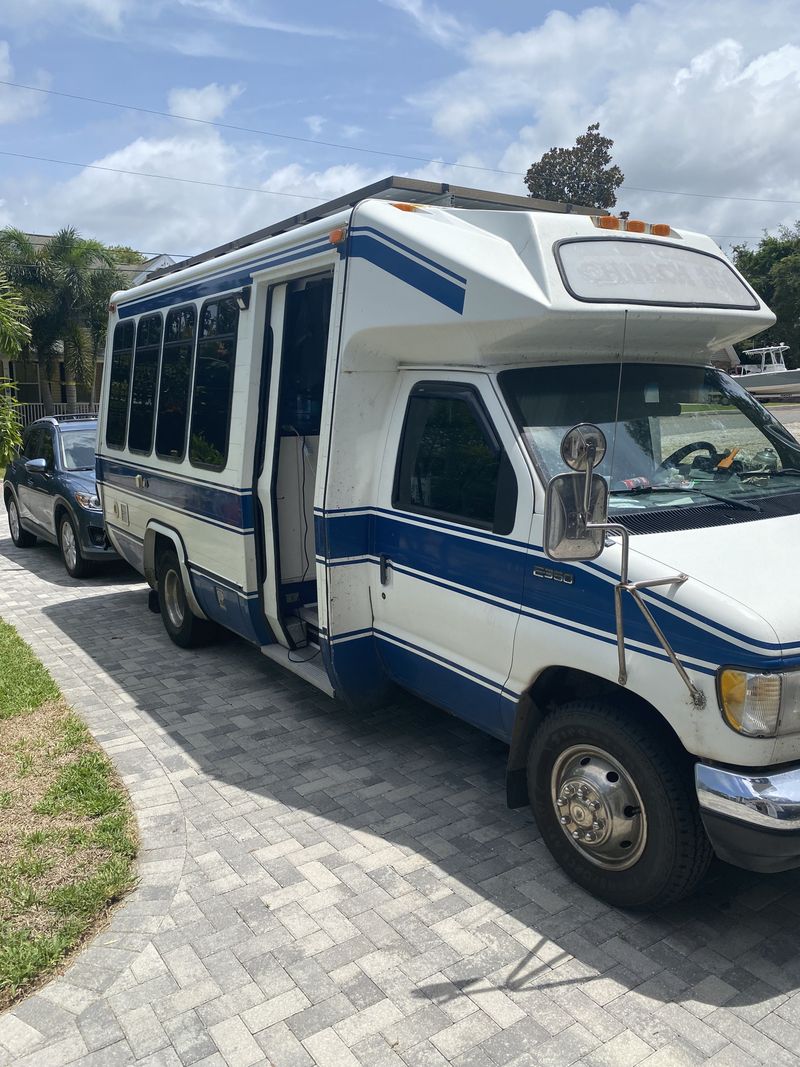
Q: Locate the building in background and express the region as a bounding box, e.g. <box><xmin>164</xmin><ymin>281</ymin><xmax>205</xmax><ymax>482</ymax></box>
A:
<box><xmin>0</xmin><ymin>236</ymin><xmax>176</xmax><ymax>423</ymax></box>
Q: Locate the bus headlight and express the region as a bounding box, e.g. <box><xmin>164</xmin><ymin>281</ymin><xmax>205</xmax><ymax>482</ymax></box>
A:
<box><xmin>718</xmin><ymin>668</ymin><xmax>800</xmax><ymax>737</ymax></box>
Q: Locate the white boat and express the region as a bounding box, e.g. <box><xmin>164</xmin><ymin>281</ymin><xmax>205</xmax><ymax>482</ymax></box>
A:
<box><xmin>728</xmin><ymin>344</ymin><xmax>800</xmax><ymax>395</ymax></box>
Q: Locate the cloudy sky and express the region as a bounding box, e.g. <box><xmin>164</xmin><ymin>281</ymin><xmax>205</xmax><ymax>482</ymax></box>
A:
<box><xmin>0</xmin><ymin>0</ymin><xmax>798</xmax><ymax>260</ymax></box>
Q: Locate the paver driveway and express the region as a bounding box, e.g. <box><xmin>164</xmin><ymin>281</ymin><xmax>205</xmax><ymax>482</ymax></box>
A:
<box><xmin>3</xmin><ymin>514</ymin><xmax>800</xmax><ymax>1067</ymax></box>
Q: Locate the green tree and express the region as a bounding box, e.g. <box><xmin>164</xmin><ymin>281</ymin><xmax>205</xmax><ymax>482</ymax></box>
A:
<box><xmin>524</xmin><ymin>122</ymin><xmax>624</xmax><ymax>209</ymax></box>
<box><xmin>732</xmin><ymin>224</ymin><xmax>800</xmax><ymax>368</ymax></box>
<box><xmin>107</xmin><ymin>245</ymin><xmax>147</xmax><ymax>265</ymax></box>
<box><xmin>0</xmin><ymin>273</ymin><xmax>29</xmax><ymax>465</ymax></box>
<box><xmin>0</xmin><ymin>227</ymin><xmax>125</xmax><ymax>412</ymax></box>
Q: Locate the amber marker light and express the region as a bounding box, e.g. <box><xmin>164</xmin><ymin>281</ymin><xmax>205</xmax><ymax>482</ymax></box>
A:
<box><xmin>651</xmin><ymin>223</ymin><xmax>671</xmax><ymax>236</ymax></box>
<box><xmin>626</xmin><ymin>219</ymin><xmax>646</xmax><ymax>233</ymax></box>
<box><xmin>391</xmin><ymin>202</ymin><xmax>419</xmax><ymax>212</ymax></box>
<box><xmin>328</xmin><ymin>227</ymin><xmax>347</xmax><ymax>244</ymax></box>
<box><xmin>597</xmin><ymin>215</ymin><xmax>620</xmax><ymax>229</ymax></box>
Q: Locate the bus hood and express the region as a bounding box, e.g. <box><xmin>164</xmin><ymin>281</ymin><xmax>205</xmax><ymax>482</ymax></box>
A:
<box><xmin>627</xmin><ymin>513</ymin><xmax>800</xmax><ymax>668</ymax></box>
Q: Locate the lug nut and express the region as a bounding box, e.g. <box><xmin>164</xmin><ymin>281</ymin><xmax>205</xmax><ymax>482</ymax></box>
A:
<box><xmin>572</xmin><ymin>830</ymin><xmax>582</xmax><ymax>840</ymax></box>
<box><xmin>584</xmin><ymin>832</ymin><xmax>596</xmax><ymax>843</ymax></box>
<box><xmin>592</xmin><ymin>820</ymin><xmax>602</xmax><ymax>831</ymax></box>
<box><xmin>560</xmin><ymin>816</ymin><xmax>569</xmax><ymax>825</ymax></box>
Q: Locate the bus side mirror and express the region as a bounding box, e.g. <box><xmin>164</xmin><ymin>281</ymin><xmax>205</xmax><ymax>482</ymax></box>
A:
<box><xmin>543</xmin><ymin>423</ymin><xmax>609</xmax><ymax>561</ymax></box>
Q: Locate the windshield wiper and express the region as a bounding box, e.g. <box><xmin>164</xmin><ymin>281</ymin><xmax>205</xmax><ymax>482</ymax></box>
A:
<box><xmin>610</xmin><ymin>484</ymin><xmax>761</xmax><ymax>512</ymax></box>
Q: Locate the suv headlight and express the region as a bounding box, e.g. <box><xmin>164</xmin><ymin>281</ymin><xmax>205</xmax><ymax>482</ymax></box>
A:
<box><xmin>718</xmin><ymin>667</ymin><xmax>800</xmax><ymax>737</ymax></box>
<box><xmin>74</xmin><ymin>491</ymin><xmax>101</xmax><ymax>510</ymax></box>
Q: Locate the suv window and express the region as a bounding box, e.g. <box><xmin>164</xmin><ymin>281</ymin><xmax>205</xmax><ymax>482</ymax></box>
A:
<box><xmin>21</xmin><ymin>426</ymin><xmax>41</xmax><ymax>459</ymax></box>
<box><xmin>40</xmin><ymin>427</ymin><xmax>55</xmax><ymax>469</ymax></box>
<box><xmin>393</xmin><ymin>384</ymin><xmax>517</xmax><ymax>534</ymax></box>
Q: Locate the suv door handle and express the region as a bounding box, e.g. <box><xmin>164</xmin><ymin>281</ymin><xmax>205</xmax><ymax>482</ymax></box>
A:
<box><xmin>379</xmin><ymin>554</ymin><xmax>391</xmax><ymax>585</ymax></box>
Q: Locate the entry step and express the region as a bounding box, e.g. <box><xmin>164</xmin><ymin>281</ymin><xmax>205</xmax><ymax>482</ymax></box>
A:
<box><xmin>260</xmin><ymin>642</ymin><xmax>334</xmax><ymax>696</ymax></box>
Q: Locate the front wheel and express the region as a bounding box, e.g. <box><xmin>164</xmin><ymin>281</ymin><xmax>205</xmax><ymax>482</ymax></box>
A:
<box><xmin>60</xmin><ymin>514</ymin><xmax>92</xmax><ymax>578</ymax></box>
<box><xmin>528</xmin><ymin>701</ymin><xmax>711</xmax><ymax>908</ymax></box>
<box><xmin>7</xmin><ymin>497</ymin><xmax>36</xmax><ymax>547</ymax></box>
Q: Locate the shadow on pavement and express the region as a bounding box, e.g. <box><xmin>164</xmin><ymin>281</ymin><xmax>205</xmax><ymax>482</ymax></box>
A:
<box><xmin>27</xmin><ymin>555</ymin><xmax>800</xmax><ymax>1012</ymax></box>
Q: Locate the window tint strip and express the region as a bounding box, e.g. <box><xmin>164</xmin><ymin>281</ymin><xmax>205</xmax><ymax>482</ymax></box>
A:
<box><xmin>155</xmin><ymin>305</ymin><xmax>196</xmax><ymax>461</ymax></box>
<box><xmin>106</xmin><ymin>320</ymin><xmax>135</xmax><ymax>449</ymax></box>
<box><xmin>128</xmin><ymin>313</ymin><xmax>163</xmax><ymax>454</ymax></box>
<box><xmin>189</xmin><ymin>297</ymin><xmax>240</xmax><ymax>470</ymax></box>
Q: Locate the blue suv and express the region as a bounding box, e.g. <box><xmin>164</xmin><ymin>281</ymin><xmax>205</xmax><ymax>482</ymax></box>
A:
<box><xmin>3</xmin><ymin>415</ymin><xmax>118</xmax><ymax>577</ymax></box>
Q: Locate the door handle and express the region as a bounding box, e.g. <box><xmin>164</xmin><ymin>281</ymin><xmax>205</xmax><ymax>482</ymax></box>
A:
<box><xmin>134</xmin><ymin>474</ymin><xmax>149</xmax><ymax>489</ymax></box>
<box><xmin>379</xmin><ymin>554</ymin><xmax>391</xmax><ymax>585</ymax></box>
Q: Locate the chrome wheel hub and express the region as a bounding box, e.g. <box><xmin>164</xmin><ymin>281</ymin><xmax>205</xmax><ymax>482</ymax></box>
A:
<box><xmin>8</xmin><ymin>502</ymin><xmax>19</xmax><ymax>540</ymax></box>
<box><xmin>62</xmin><ymin>522</ymin><xmax>77</xmax><ymax>570</ymax></box>
<box><xmin>163</xmin><ymin>569</ymin><xmax>185</xmax><ymax>630</ymax></box>
<box><xmin>551</xmin><ymin>744</ymin><xmax>647</xmax><ymax>870</ymax></box>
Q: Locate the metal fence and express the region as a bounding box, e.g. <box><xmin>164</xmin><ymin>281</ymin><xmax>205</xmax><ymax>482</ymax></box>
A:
<box><xmin>16</xmin><ymin>402</ymin><xmax>99</xmax><ymax>426</ymax></box>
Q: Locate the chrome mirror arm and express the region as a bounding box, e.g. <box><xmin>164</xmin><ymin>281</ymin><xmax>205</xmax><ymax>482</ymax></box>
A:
<box><xmin>586</xmin><ymin>521</ymin><xmax>706</xmax><ymax>709</ymax></box>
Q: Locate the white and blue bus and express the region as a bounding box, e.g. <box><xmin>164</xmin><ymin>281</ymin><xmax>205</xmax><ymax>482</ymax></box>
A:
<box><xmin>98</xmin><ymin>176</ymin><xmax>800</xmax><ymax>908</ymax></box>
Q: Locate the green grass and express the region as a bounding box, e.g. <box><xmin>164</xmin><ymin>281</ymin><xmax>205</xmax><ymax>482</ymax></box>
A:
<box><xmin>35</xmin><ymin>752</ymin><xmax>124</xmax><ymax>819</ymax></box>
<box><xmin>0</xmin><ymin>620</ymin><xmax>59</xmax><ymax>719</ymax></box>
<box><xmin>0</xmin><ymin>619</ymin><xmax>136</xmax><ymax>1009</ymax></box>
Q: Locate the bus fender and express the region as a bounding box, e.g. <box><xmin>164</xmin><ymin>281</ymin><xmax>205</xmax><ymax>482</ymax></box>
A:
<box><xmin>143</xmin><ymin>522</ymin><xmax>208</xmax><ymax>620</ymax></box>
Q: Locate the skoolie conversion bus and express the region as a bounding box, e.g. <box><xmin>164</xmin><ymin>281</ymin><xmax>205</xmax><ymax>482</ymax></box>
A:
<box><xmin>97</xmin><ymin>176</ymin><xmax>800</xmax><ymax>907</ymax></box>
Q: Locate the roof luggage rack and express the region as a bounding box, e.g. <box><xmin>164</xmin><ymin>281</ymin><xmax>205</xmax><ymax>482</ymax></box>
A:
<box><xmin>148</xmin><ymin>175</ymin><xmax>601</xmax><ymax>282</ymax></box>
<box><xmin>50</xmin><ymin>413</ymin><xmax>97</xmax><ymax>423</ymax></box>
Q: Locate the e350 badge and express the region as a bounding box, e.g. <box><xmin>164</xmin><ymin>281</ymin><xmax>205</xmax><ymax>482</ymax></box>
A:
<box><xmin>533</xmin><ymin>566</ymin><xmax>574</xmax><ymax>585</ymax></box>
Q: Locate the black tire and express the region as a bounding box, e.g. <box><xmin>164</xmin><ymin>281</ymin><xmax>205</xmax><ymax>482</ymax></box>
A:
<box><xmin>6</xmin><ymin>496</ymin><xmax>36</xmax><ymax>547</ymax></box>
<box><xmin>156</xmin><ymin>546</ymin><xmax>215</xmax><ymax>648</ymax></box>
<box><xmin>528</xmin><ymin>700</ymin><xmax>711</xmax><ymax>909</ymax></box>
<box><xmin>59</xmin><ymin>513</ymin><xmax>92</xmax><ymax>578</ymax></box>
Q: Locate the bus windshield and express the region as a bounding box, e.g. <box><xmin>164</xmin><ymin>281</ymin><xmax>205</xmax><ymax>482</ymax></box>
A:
<box><xmin>499</xmin><ymin>362</ymin><xmax>800</xmax><ymax>513</ymax></box>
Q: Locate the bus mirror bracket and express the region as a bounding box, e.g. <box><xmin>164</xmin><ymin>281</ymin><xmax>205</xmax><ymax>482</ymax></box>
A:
<box><xmin>543</xmin><ymin>424</ymin><xmax>706</xmax><ymax>710</ymax></box>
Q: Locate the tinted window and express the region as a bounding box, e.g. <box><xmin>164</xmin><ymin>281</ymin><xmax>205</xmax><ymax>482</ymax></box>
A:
<box><xmin>21</xmin><ymin>427</ymin><xmax>41</xmax><ymax>459</ymax></box>
<box><xmin>106</xmin><ymin>321</ymin><xmax>134</xmax><ymax>449</ymax></box>
<box><xmin>40</xmin><ymin>428</ymin><xmax>55</xmax><ymax>468</ymax></box>
<box><xmin>189</xmin><ymin>297</ymin><xmax>239</xmax><ymax>469</ymax></box>
<box><xmin>394</xmin><ymin>388</ymin><xmax>514</xmax><ymax>532</ymax></box>
<box><xmin>278</xmin><ymin>276</ymin><xmax>332</xmax><ymax>436</ymax></box>
<box><xmin>155</xmin><ymin>306</ymin><xmax>196</xmax><ymax>461</ymax></box>
<box><xmin>128</xmin><ymin>314</ymin><xmax>162</xmax><ymax>453</ymax></box>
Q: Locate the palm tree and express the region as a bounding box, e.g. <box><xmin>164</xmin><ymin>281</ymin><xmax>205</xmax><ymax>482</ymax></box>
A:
<box><xmin>0</xmin><ymin>271</ymin><xmax>30</xmax><ymax>465</ymax></box>
<box><xmin>0</xmin><ymin>227</ymin><xmax>125</xmax><ymax>412</ymax></box>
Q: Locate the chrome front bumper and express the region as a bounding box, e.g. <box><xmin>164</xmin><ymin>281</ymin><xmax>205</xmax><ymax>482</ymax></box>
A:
<box><xmin>695</xmin><ymin>761</ymin><xmax>800</xmax><ymax>872</ymax></box>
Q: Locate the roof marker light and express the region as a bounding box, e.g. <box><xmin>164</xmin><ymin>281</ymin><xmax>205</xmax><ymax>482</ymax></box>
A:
<box><xmin>651</xmin><ymin>223</ymin><xmax>671</xmax><ymax>237</ymax></box>
<box><xmin>391</xmin><ymin>202</ymin><xmax>420</xmax><ymax>212</ymax></box>
<box><xmin>328</xmin><ymin>227</ymin><xmax>347</xmax><ymax>245</ymax></box>
<box><xmin>597</xmin><ymin>215</ymin><xmax>620</xmax><ymax>229</ymax></box>
<box><xmin>626</xmin><ymin>219</ymin><xmax>646</xmax><ymax>233</ymax></box>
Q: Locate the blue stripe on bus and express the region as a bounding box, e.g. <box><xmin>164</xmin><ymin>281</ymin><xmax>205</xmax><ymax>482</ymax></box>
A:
<box><xmin>349</xmin><ymin>232</ymin><xmax>466</xmax><ymax>314</ymax></box>
<box><xmin>97</xmin><ymin>457</ymin><xmax>254</xmax><ymax>530</ymax></box>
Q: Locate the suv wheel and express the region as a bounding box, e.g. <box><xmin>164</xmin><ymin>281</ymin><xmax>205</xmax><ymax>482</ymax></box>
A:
<box><xmin>7</xmin><ymin>496</ymin><xmax>36</xmax><ymax>547</ymax></box>
<box><xmin>60</xmin><ymin>513</ymin><xmax>92</xmax><ymax>578</ymax></box>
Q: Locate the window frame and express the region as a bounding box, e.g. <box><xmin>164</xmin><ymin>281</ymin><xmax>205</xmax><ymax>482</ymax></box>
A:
<box><xmin>154</xmin><ymin>303</ymin><xmax>198</xmax><ymax>464</ymax></box>
<box><xmin>392</xmin><ymin>380</ymin><xmax>517</xmax><ymax>535</ymax></box>
<box><xmin>127</xmin><ymin>311</ymin><xmax>164</xmax><ymax>456</ymax></box>
<box><xmin>187</xmin><ymin>294</ymin><xmax>240</xmax><ymax>473</ymax></box>
<box><xmin>105</xmin><ymin>320</ymin><xmax>135</xmax><ymax>451</ymax></box>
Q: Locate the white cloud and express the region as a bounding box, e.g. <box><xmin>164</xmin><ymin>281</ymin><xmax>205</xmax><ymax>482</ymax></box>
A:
<box><xmin>402</xmin><ymin>0</ymin><xmax>800</xmax><ymax>245</ymax></box>
<box><xmin>0</xmin><ymin>42</ymin><xmax>47</xmax><ymax>125</ymax></box>
<box><xmin>168</xmin><ymin>83</ymin><xmax>243</xmax><ymax>122</ymax></box>
<box><xmin>381</xmin><ymin>0</ymin><xmax>467</xmax><ymax>48</ymax></box>
<box><xmin>2</xmin><ymin>0</ymin><xmax>132</xmax><ymax>31</ymax></box>
<box><xmin>305</xmin><ymin>115</ymin><xmax>325</xmax><ymax>136</ymax></box>
<box><xmin>176</xmin><ymin>0</ymin><xmax>354</xmax><ymax>39</ymax></box>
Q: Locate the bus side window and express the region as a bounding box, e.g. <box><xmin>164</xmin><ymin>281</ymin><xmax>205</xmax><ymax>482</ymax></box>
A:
<box><xmin>155</xmin><ymin>306</ymin><xmax>196</xmax><ymax>462</ymax></box>
<box><xmin>189</xmin><ymin>297</ymin><xmax>240</xmax><ymax>470</ymax></box>
<box><xmin>128</xmin><ymin>313</ymin><xmax>163</xmax><ymax>454</ymax></box>
<box><xmin>106</xmin><ymin>321</ymin><xmax>135</xmax><ymax>450</ymax></box>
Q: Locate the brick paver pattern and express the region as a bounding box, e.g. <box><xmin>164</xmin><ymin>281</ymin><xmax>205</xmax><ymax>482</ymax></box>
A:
<box><xmin>2</xmin><ymin>512</ymin><xmax>800</xmax><ymax>1067</ymax></box>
